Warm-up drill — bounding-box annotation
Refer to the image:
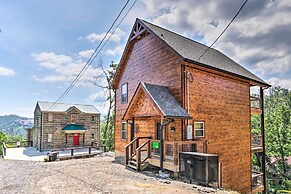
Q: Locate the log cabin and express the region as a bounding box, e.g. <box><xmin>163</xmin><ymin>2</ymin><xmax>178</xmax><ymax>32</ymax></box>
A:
<box><xmin>31</xmin><ymin>101</ymin><xmax>100</xmax><ymax>151</ymax></box>
<box><xmin>113</xmin><ymin>18</ymin><xmax>270</xmax><ymax>194</ymax></box>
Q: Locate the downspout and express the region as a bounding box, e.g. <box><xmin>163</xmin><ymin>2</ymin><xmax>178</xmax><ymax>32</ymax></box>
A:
<box><xmin>260</xmin><ymin>87</ymin><xmax>266</xmax><ymax>194</ymax></box>
<box><xmin>160</xmin><ymin>118</ymin><xmax>174</xmax><ymax>171</ymax></box>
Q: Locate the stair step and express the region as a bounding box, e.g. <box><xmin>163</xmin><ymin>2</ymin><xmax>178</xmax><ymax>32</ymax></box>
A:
<box><xmin>129</xmin><ymin>160</ymin><xmax>137</xmax><ymax>165</ymax></box>
<box><xmin>127</xmin><ymin>163</ymin><xmax>137</xmax><ymax>170</ymax></box>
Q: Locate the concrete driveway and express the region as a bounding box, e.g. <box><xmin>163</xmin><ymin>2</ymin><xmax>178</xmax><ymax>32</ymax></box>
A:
<box><xmin>4</xmin><ymin>147</ymin><xmax>103</xmax><ymax>161</ymax></box>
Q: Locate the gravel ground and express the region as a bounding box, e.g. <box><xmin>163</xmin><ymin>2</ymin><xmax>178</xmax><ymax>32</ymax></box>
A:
<box><xmin>0</xmin><ymin>155</ymin><xmax>238</xmax><ymax>194</ymax></box>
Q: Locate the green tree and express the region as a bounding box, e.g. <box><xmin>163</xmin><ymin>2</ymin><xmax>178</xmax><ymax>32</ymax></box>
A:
<box><xmin>252</xmin><ymin>87</ymin><xmax>291</xmax><ymax>192</ymax></box>
<box><xmin>0</xmin><ymin>131</ymin><xmax>8</xmax><ymax>156</ymax></box>
<box><xmin>93</xmin><ymin>61</ymin><xmax>117</xmax><ymax>151</ymax></box>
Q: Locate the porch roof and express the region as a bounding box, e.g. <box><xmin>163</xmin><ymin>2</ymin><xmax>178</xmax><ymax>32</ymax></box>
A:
<box><xmin>123</xmin><ymin>82</ymin><xmax>191</xmax><ymax>119</ymax></box>
<box><xmin>62</xmin><ymin>124</ymin><xmax>87</xmax><ymax>133</ymax></box>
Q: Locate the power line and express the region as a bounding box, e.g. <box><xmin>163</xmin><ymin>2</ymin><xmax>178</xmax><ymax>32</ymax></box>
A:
<box><xmin>196</xmin><ymin>0</ymin><xmax>248</xmax><ymax>62</ymax></box>
<box><xmin>47</xmin><ymin>0</ymin><xmax>135</xmax><ymax>111</ymax></box>
<box><xmin>87</xmin><ymin>0</ymin><xmax>138</xmax><ymax>69</ymax></box>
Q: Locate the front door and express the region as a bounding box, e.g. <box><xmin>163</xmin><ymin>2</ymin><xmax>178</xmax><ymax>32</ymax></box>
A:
<box><xmin>73</xmin><ymin>133</ymin><xmax>79</xmax><ymax>146</ymax></box>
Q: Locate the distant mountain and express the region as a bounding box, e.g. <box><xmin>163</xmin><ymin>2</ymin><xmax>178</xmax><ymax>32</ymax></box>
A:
<box><xmin>0</xmin><ymin>115</ymin><xmax>34</xmax><ymax>137</ymax></box>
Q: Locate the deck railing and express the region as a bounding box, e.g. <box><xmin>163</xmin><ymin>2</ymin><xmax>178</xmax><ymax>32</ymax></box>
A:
<box><xmin>126</xmin><ymin>138</ymin><xmax>207</xmax><ymax>170</ymax></box>
<box><xmin>250</xmin><ymin>96</ymin><xmax>261</xmax><ymax>109</ymax></box>
<box><xmin>125</xmin><ymin>136</ymin><xmax>151</xmax><ymax>165</ymax></box>
<box><xmin>136</xmin><ymin>139</ymin><xmax>151</xmax><ymax>170</ymax></box>
<box><xmin>251</xmin><ymin>135</ymin><xmax>262</xmax><ymax>147</ymax></box>
<box><xmin>2</xmin><ymin>142</ymin><xmax>6</xmax><ymax>156</ymax></box>
<box><xmin>150</xmin><ymin>139</ymin><xmax>207</xmax><ymax>165</ymax></box>
<box><xmin>4</xmin><ymin>141</ymin><xmax>33</xmax><ymax>148</ymax></box>
<box><xmin>252</xmin><ymin>171</ymin><xmax>264</xmax><ymax>189</ymax></box>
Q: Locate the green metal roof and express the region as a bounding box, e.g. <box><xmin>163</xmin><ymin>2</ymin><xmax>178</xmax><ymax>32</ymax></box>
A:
<box><xmin>62</xmin><ymin>124</ymin><xmax>87</xmax><ymax>131</ymax></box>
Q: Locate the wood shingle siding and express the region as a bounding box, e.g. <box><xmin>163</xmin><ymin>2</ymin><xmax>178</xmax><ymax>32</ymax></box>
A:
<box><xmin>113</xmin><ymin>18</ymin><xmax>270</xmax><ymax>193</ymax></box>
<box><xmin>115</xmin><ymin>32</ymin><xmax>183</xmax><ymax>152</ymax></box>
<box><xmin>184</xmin><ymin>65</ymin><xmax>251</xmax><ymax>193</ymax></box>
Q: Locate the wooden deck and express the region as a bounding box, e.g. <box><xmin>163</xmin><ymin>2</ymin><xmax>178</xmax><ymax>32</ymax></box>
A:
<box><xmin>125</xmin><ymin>137</ymin><xmax>206</xmax><ymax>174</ymax></box>
<box><xmin>251</xmin><ymin>135</ymin><xmax>263</xmax><ymax>153</ymax></box>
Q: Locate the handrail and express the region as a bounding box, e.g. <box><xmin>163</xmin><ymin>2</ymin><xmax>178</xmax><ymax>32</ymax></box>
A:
<box><xmin>2</xmin><ymin>142</ymin><xmax>6</xmax><ymax>156</ymax></box>
<box><xmin>125</xmin><ymin>136</ymin><xmax>152</xmax><ymax>166</ymax></box>
<box><xmin>125</xmin><ymin>138</ymin><xmax>138</xmax><ymax>149</ymax></box>
<box><xmin>252</xmin><ymin>171</ymin><xmax>264</xmax><ymax>178</ymax></box>
<box><xmin>251</xmin><ymin>135</ymin><xmax>263</xmax><ymax>147</ymax></box>
<box><xmin>4</xmin><ymin>141</ymin><xmax>33</xmax><ymax>148</ymax></box>
<box><xmin>136</xmin><ymin>139</ymin><xmax>151</xmax><ymax>171</ymax></box>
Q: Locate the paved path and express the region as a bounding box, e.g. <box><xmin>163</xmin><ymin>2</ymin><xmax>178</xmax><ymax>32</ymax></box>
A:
<box><xmin>4</xmin><ymin>147</ymin><xmax>103</xmax><ymax>161</ymax></box>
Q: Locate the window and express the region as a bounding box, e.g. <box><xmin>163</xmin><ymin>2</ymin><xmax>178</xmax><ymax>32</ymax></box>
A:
<box><xmin>48</xmin><ymin>134</ymin><xmax>53</xmax><ymax>142</ymax></box>
<box><xmin>48</xmin><ymin>113</ymin><xmax>53</xmax><ymax>122</ymax></box>
<box><xmin>194</xmin><ymin>122</ymin><xmax>204</xmax><ymax>137</ymax></box>
<box><xmin>71</xmin><ymin>114</ymin><xmax>76</xmax><ymax>124</ymax></box>
<box><xmin>121</xmin><ymin>122</ymin><xmax>127</xmax><ymax>140</ymax></box>
<box><xmin>91</xmin><ymin>115</ymin><xmax>96</xmax><ymax>123</ymax></box>
<box><xmin>121</xmin><ymin>83</ymin><xmax>128</xmax><ymax>103</ymax></box>
<box><xmin>91</xmin><ymin>133</ymin><xmax>95</xmax><ymax>140</ymax></box>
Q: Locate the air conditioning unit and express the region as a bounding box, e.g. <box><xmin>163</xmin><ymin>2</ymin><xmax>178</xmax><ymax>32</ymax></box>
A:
<box><xmin>179</xmin><ymin>152</ymin><xmax>219</xmax><ymax>188</ymax></box>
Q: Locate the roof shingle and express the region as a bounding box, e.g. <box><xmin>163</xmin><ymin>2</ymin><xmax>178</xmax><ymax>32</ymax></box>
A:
<box><xmin>37</xmin><ymin>101</ymin><xmax>100</xmax><ymax>114</ymax></box>
<box><xmin>139</xmin><ymin>19</ymin><xmax>269</xmax><ymax>86</ymax></box>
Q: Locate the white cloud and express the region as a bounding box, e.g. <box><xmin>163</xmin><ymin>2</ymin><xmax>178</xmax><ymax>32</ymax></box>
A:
<box><xmin>32</xmin><ymin>52</ymin><xmax>72</xmax><ymax>69</ymax></box>
<box><xmin>93</xmin><ymin>101</ymin><xmax>109</xmax><ymax>116</ymax></box>
<box><xmin>267</xmin><ymin>77</ymin><xmax>291</xmax><ymax>90</ymax></box>
<box><xmin>105</xmin><ymin>45</ymin><xmax>124</xmax><ymax>56</ymax></box>
<box><xmin>0</xmin><ymin>66</ymin><xmax>16</xmax><ymax>76</ymax></box>
<box><xmin>85</xmin><ymin>28</ymin><xmax>126</xmax><ymax>43</ymax></box>
<box><xmin>88</xmin><ymin>90</ymin><xmax>106</xmax><ymax>102</ymax></box>
<box><xmin>136</xmin><ymin>0</ymin><xmax>291</xmax><ymax>88</ymax></box>
<box><xmin>78</xmin><ymin>49</ymin><xmax>94</xmax><ymax>58</ymax></box>
<box><xmin>32</xmin><ymin>52</ymin><xmax>103</xmax><ymax>87</ymax></box>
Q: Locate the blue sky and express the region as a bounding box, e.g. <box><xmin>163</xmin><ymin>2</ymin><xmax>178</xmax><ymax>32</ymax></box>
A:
<box><xmin>0</xmin><ymin>0</ymin><xmax>290</xmax><ymax>117</ymax></box>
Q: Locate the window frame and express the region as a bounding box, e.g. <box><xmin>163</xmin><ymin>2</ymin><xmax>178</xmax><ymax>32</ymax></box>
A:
<box><xmin>48</xmin><ymin>113</ymin><xmax>54</xmax><ymax>122</ymax></box>
<box><xmin>194</xmin><ymin>121</ymin><xmax>205</xmax><ymax>138</ymax></box>
<box><xmin>121</xmin><ymin>83</ymin><xmax>128</xmax><ymax>104</ymax></box>
<box><xmin>91</xmin><ymin>115</ymin><xmax>96</xmax><ymax>123</ymax></box>
<box><xmin>121</xmin><ymin>122</ymin><xmax>127</xmax><ymax>140</ymax></box>
<box><xmin>71</xmin><ymin>114</ymin><xmax>77</xmax><ymax>124</ymax></box>
<box><xmin>48</xmin><ymin>134</ymin><xmax>53</xmax><ymax>143</ymax></box>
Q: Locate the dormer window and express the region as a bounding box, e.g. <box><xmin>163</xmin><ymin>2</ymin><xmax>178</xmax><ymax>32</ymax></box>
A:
<box><xmin>121</xmin><ymin>83</ymin><xmax>128</xmax><ymax>103</ymax></box>
<box><xmin>71</xmin><ymin>114</ymin><xmax>76</xmax><ymax>124</ymax></box>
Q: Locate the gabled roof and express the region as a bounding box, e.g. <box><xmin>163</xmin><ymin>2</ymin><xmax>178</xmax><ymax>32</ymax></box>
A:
<box><xmin>123</xmin><ymin>82</ymin><xmax>191</xmax><ymax>119</ymax></box>
<box><xmin>113</xmin><ymin>18</ymin><xmax>270</xmax><ymax>88</ymax></box>
<box><xmin>36</xmin><ymin>101</ymin><xmax>100</xmax><ymax>114</ymax></box>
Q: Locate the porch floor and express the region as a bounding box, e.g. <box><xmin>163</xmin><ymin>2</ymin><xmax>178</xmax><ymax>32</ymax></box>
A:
<box><xmin>4</xmin><ymin>147</ymin><xmax>103</xmax><ymax>161</ymax></box>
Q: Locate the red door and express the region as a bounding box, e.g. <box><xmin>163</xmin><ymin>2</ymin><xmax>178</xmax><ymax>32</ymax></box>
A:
<box><xmin>73</xmin><ymin>134</ymin><xmax>79</xmax><ymax>146</ymax></box>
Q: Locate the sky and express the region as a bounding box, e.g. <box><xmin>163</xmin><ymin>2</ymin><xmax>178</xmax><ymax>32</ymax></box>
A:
<box><xmin>0</xmin><ymin>0</ymin><xmax>290</xmax><ymax>118</ymax></box>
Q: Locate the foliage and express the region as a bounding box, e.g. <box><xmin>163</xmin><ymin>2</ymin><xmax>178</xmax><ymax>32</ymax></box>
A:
<box><xmin>0</xmin><ymin>131</ymin><xmax>25</xmax><ymax>156</ymax></box>
<box><xmin>252</xmin><ymin>86</ymin><xmax>291</xmax><ymax>192</ymax></box>
<box><xmin>93</xmin><ymin>61</ymin><xmax>117</xmax><ymax>151</ymax></box>
<box><xmin>0</xmin><ymin>131</ymin><xmax>9</xmax><ymax>155</ymax></box>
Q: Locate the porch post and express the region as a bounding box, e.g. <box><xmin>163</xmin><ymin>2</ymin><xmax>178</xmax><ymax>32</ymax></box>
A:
<box><xmin>65</xmin><ymin>133</ymin><xmax>67</xmax><ymax>147</ymax></box>
<box><xmin>83</xmin><ymin>133</ymin><xmax>85</xmax><ymax>146</ymax></box>
<box><xmin>131</xmin><ymin>116</ymin><xmax>135</xmax><ymax>154</ymax></box>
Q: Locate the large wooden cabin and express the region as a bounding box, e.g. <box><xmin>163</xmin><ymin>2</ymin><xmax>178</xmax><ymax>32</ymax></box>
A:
<box><xmin>113</xmin><ymin>18</ymin><xmax>270</xmax><ymax>193</ymax></box>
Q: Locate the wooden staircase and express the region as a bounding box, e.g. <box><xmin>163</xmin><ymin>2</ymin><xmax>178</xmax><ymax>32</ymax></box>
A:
<box><xmin>125</xmin><ymin>137</ymin><xmax>151</xmax><ymax>171</ymax></box>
